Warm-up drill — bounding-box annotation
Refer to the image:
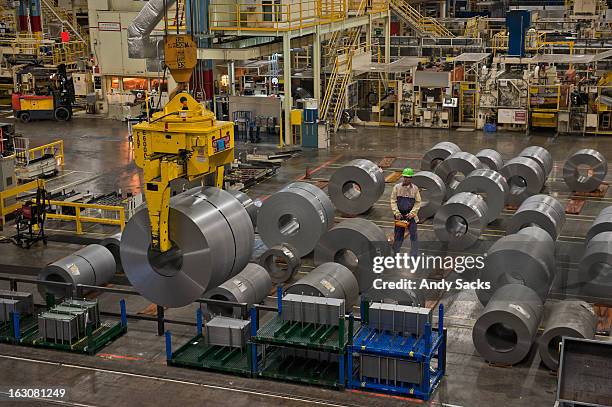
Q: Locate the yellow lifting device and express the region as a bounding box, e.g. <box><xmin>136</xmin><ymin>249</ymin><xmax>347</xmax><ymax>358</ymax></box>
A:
<box><xmin>131</xmin><ymin>32</ymin><xmax>234</xmax><ymax>254</ymax></box>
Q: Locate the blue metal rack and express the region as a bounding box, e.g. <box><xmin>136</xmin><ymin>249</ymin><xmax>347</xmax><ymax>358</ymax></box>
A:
<box><xmin>347</xmin><ymin>303</ymin><xmax>446</xmax><ymax>400</ymax></box>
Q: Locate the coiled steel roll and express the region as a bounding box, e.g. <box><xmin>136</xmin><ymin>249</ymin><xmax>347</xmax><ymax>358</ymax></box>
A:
<box><xmin>100</xmin><ymin>232</ymin><xmax>122</xmax><ymax>273</ymax></box>
<box><xmin>433</xmin><ymin>192</ymin><xmax>488</xmax><ymax>250</ymax></box>
<box><xmin>227</xmin><ymin>189</ymin><xmax>260</xmax><ymax>228</ymax></box>
<box><xmin>456</xmin><ymin>169</ymin><xmax>509</xmax><ymax>223</ymax></box>
<box><xmin>259</xmin><ymin>243</ymin><xmax>301</xmax><ymax>283</ymax></box>
<box><xmin>477</xmin><ymin>226</ymin><xmax>555</xmax><ymax>305</ymax></box>
<box><xmin>203</xmin><ymin>263</ymin><xmax>272</xmax><ymax>316</ymax></box>
<box><xmin>473</xmin><ymin>284</ymin><xmax>544</xmax><ymax>365</ymax></box>
<box><xmin>120</xmin><ymin>187</ymin><xmax>254</xmax><ymax>308</ymax></box>
<box><xmin>538</xmin><ymin>300</ymin><xmax>596</xmax><ymax>370</ymax></box>
<box><xmin>314</xmin><ymin>218</ymin><xmax>392</xmax><ymax>293</ymax></box>
<box><xmin>434</xmin><ymin>151</ymin><xmax>483</xmax><ymax>197</ymax></box>
<box><xmin>520</xmin><ymin>146</ymin><xmax>553</xmax><ymax>178</ymax></box>
<box><xmin>328</xmin><ymin>159</ymin><xmax>385</xmax><ymax>215</ymax></box>
<box><xmin>258</xmin><ymin>182</ymin><xmax>334</xmax><ymax>257</ymax></box>
<box><xmin>476</xmin><ymin>149</ymin><xmax>504</xmax><ymax>172</ymax></box>
<box><xmin>39</xmin><ymin>244</ymin><xmax>116</xmax><ymax>297</ymax></box>
<box><xmin>412</xmin><ymin>171</ymin><xmax>446</xmax><ymax>220</ymax></box>
<box><xmin>563</xmin><ymin>149</ymin><xmax>608</xmax><ymax>192</ymax></box>
<box><xmin>586</xmin><ymin>206</ymin><xmax>612</xmax><ymax>244</ymax></box>
<box><xmin>501</xmin><ymin>157</ymin><xmax>545</xmax><ymax>206</ymax></box>
<box><xmin>421</xmin><ymin>141</ymin><xmax>461</xmax><ymax>171</ymax></box>
<box><xmin>578</xmin><ymin>231</ymin><xmax>612</xmax><ymax>299</ymax></box>
<box><xmin>507</xmin><ymin>195</ymin><xmax>565</xmax><ymax>240</ymax></box>
<box><xmin>285</xmin><ymin>262</ymin><xmax>360</xmax><ymax>308</ymax></box>
<box><xmin>363</xmin><ymin>272</ymin><xmax>424</xmax><ymax>306</ymax></box>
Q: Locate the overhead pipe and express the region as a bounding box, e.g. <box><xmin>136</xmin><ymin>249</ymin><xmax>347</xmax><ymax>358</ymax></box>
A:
<box><xmin>127</xmin><ymin>0</ymin><xmax>177</xmax><ymax>59</ymax></box>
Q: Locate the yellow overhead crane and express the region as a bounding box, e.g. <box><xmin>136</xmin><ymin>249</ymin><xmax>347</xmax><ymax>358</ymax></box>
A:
<box><xmin>131</xmin><ymin>34</ymin><xmax>235</xmax><ymax>253</ymax></box>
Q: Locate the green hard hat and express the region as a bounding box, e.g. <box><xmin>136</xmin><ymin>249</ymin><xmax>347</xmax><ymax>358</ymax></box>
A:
<box><xmin>402</xmin><ymin>168</ymin><xmax>414</xmax><ymax>177</ymax></box>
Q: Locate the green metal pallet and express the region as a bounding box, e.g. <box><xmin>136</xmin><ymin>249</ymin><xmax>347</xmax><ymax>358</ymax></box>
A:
<box><xmin>258</xmin><ymin>347</ymin><xmax>344</xmax><ymax>389</ymax></box>
<box><xmin>21</xmin><ymin>321</ymin><xmax>127</xmax><ymax>355</ymax></box>
<box><xmin>169</xmin><ymin>334</ymin><xmax>253</xmax><ymax>376</ymax></box>
<box><xmin>0</xmin><ymin>316</ymin><xmax>38</xmax><ymax>344</ymax></box>
<box><xmin>253</xmin><ymin>315</ymin><xmax>357</xmax><ymax>352</ymax></box>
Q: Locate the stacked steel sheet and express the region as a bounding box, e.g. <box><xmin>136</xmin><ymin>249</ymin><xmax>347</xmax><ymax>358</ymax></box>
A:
<box><xmin>205</xmin><ymin>316</ymin><xmax>251</xmax><ymax>348</ymax></box>
<box><xmin>282</xmin><ymin>294</ymin><xmax>345</xmax><ymax>326</ymax></box>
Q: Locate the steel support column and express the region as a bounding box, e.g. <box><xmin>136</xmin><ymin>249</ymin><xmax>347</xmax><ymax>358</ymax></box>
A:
<box><xmin>384</xmin><ymin>10</ymin><xmax>391</xmax><ymax>63</ymax></box>
<box><xmin>313</xmin><ymin>29</ymin><xmax>321</xmax><ymax>105</ymax></box>
<box><xmin>283</xmin><ymin>32</ymin><xmax>292</xmax><ymax>145</ymax></box>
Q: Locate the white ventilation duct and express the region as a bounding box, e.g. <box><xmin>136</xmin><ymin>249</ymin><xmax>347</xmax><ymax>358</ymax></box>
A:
<box><xmin>127</xmin><ymin>0</ymin><xmax>177</xmax><ymax>59</ymax></box>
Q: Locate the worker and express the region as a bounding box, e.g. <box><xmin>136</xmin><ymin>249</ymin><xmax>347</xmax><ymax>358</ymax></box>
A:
<box><xmin>391</xmin><ymin>168</ymin><xmax>421</xmax><ymax>255</ymax></box>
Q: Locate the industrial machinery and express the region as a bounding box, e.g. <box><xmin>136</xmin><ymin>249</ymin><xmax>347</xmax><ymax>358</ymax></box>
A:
<box><xmin>12</xmin><ymin>64</ymin><xmax>75</xmax><ymax>123</ymax></box>
<box><xmin>12</xmin><ymin>180</ymin><xmax>49</xmax><ymax>249</ymax></box>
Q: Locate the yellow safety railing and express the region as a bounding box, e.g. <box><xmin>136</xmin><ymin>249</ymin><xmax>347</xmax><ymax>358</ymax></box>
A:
<box><xmin>0</xmin><ymin>179</ymin><xmax>42</xmax><ymax>227</ymax></box>
<box><xmin>0</xmin><ymin>35</ymin><xmax>87</xmax><ymax>66</ymax></box>
<box><xmin>389</xmin><ymin>0</ymin><xmax>453</xmax><ymax>38</ymax></box>
<box><xmin>46</xmin><ymin>201</ymin><xmax>125</xmax><ymax>234</ymax></box>
<box><xmin>26</xmin><ymin>140</ymin><xmax>65</xmax><ymax>168</ymax></box>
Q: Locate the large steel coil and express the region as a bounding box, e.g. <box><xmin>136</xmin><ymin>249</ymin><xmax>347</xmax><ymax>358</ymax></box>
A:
<box><xmin>500</xmin><ymin>157</ymin><xmax>545</xmax><ymax>206</ymax></box>
<box><xmin>476</xmin><ymin>149</ymin><xmax>504</xmax><ymax>172</ymax></box>
<box><xmin>456</xmin><ymin>169</ymin><xmax>509</xmax><ymax>223</ymax></box>
<box><xmin>39</xmin><ymin>244</ymin><xmax>116</xmax><ymax>297</ymax></box>
<box><xmin>520</xmin><ymin>146</ymin><xmax>553</xmax><ymax>178</ymax></box>
<box><xmin>258</xmin><ymin>182</ymin><xmax>334</xmax><ymax>257</ymax></box>
<box><xmin>203</xmin><ymin>263</ymin><xmax>272</xmax><ymax>316</ymax></box>
<box><xmin>434</xmin><ymin>151</ymin><xmax>483</xmax><ymax>197</ymax></box>
<box><xmin>421</xmin><ymin>141</ymin><xmax>461</xmax><ymax>171</ymax></box>
<box><xmin>433</xmin><ymin>192</ymin><xmax>488</xmax><ymax>250</ymax></box>
<box><xmin>412</xmin><ymin>171</ymin><xmax>446</xmax><ymax>220</ymax></box>
<box><xmin>259</xmin><ymin>243</ymin><xmax>301</xmax><ymax>283</ymax></box>
<box><xmin>227</xmin><ymin>189</ymin><xmax>260</xmax><ymax>228</ymax></box>
<box><xmin>586</xmin><ymin>206</ymin><xmax>612</xmax><ymax>244</ymax></box>
<box><xmin>538</xmin><ymin>300</ymin><xmax>596</xmax><ymax>370</ymax></box>
<box><xmin>120</xmin><ymin>187</ymin><xmax>254</xmax><ymax>308</ymax></box>
<box><xmin>472</xmin><ymin>284</ymin><xmax>544</xmax><ymax>365</ymax></box>
<box><xmin>100</xmin><ymin>232</ymin><xmax>122</xmax><ymax>273</ymax></box>
<box><xmin>507</xmin><ymin>195</ymin><xmax>565</xmax><ymax>240</ymax></box>
<box><xmin>578</xmin><ymin>231</ymin><xmax>612</xmax><ymax>299</ymax></box>
<box><xmin>477</xmin><ymin>226</ymin><xmax>555</xmax><ymax>305</ymax></box>
<box><xmin>285</xmin><ymin>262</ymin><xmax>360</xmax><ymax>308</ymax></box>
<box><xmin>328</xmin><ymin>159</ymin><xmax>385</xmax><ymax>215</ymax></box>
<box><xmin>314</xmin><ymin>218</ymin><xmax>392</xmax><ymax>293</ymax></box>
<box><xmin>563</xmin><ymin>149</ymin><xmax>608</xmax><ymax>192</ymax></box>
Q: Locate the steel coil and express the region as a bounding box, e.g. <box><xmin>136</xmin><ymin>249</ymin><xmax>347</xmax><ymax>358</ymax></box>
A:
<box><xmin>203</xmin><ymin>263</ymin><xmax>272</xmax><ymax>316</ymax></box>
<box><xmin>259</xmin><ymin>243</ymin><xmax>301</xmax><ymax>283</ymax></box>
<box><xmin>39</xmin><ymin>244</ymin><xmax>116</xmax><ymax>297</ymax></box>
<box><xmin>421</xmin><ymin>141</ymin><xmax>461</xmax><ymax>171</ymax></box>
<box><xmin>314</xmin><ymin>218</ymin><xmax>392</xmax><ymax>293</ymax></box>
<box><xmin>476</xmin><ymin>226</ymin><xmax>555</xmax><ymax>305</ymax></box>
<box><xmin>456</xmin><ymin>169</ymin><xmax>509</xmax><ymax>223</ymax></box>
<box><xmin>285</xmin><ymin>262</ymin><xmax>360</xmax><ymax>308</ymax></box>
<box><xmin>434</xmin><ymin>151</ymin><xmax>483</xmax><ymax>197</ymax></box>
<box><xmin>433</xmin><ymin>192</ymin><xmax>488</xmax><ymax>250</ymax></box>
<box><xmin>578</xmin><ymin>231</ymin><xmax>612</xmax><ymax>299</ymax></box>
<box><xmin>100</xmin><ymin>232</ymin><xmax>122</xmax><ymax>273</ymax></box>
<box><xmin>412</xmin><ymin>171</ymin><xmax>446</xmax><ymax>220</ymax></box>
<box><xmin>258</xmin><ymin>182</ymin><xmax>334</xmax><ymax>257</ymax></box>
<box><xmin>472</xmin><ymin>284</ymin><xmax>543</xmax><ymax>365</ymax></box>
<box><xmin>586</xmin><ymin>206</ymin><xmax>612</xmax><ymax>244</ymax></box>
<box><xmin>507</xmin><ymin>195</ymin><xmax>565</xmax><ymax>240</ymax></box>
<box><xmin>501</xmin><ymin>157</ymin><xmax>545</xmax><ymax>206</ymax></box>
<box><xmin>227</xmin><ymin>189</ymin><xmax>260</xmax><ymax>228</ymax></box>
<box><xmin>563</xmin><ymin>149</ymin><xmax>608</xmax><ymax>192</ymax></box>
<box><xmin>538</xmin><ymin>300</ymin><xmax>596</xmax><ymax>370</ymax></box>
<box><xmin>520</xmin><ymin>146</ymin><xmax>553</xmax><ymax>178</ymax></box>
<box><xmin>120</xmin><ymin>187</ymin><xmax>254</xmax><ymax>308</ymax></box>
<box><xmin>328</xmin><ymin>159</ymin><xmax>385</xmax><ymax>215</ymax></box>
<box><xmin>476</xmin><ymin>149</ymin><xmax>504</xmax><ymax>172</ymax></box>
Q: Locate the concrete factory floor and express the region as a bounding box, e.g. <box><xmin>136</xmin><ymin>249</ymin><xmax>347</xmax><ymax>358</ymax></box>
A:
<box><xmin>0</xmin><ymin>117</ymin><xmax>611</xmax><ymax>407</ymax></box>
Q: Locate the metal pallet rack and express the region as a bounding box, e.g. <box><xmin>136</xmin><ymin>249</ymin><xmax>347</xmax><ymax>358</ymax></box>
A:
<box><xmin>250</xmin><ymin>287</ymin><xmax>357</xmax><ymax>389</ymax></box>
<box><xmin>165</xmin><ymin>308</ymin><xmax>256</xmax><ymax>376</ymax></box>
<box><xmin>0</xmin><ymin>298</ymin><xmax>127</xmax><ymax>355</ymax></box>
<box><xmin>347</xmin><ymin>302</ymin><xmax>446</xmax><ymax>400</ymax></box>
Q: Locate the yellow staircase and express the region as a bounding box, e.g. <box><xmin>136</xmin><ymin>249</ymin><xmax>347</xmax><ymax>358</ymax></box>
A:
<box><xmin>390</xmin><ymin>0</ymin><xmax>454</xmax><ymax>38</ymax></box>
<box><xmin>40</xmin><ymin>0</ymin><xmax>89</xmax><ymax>45</ymax></box>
